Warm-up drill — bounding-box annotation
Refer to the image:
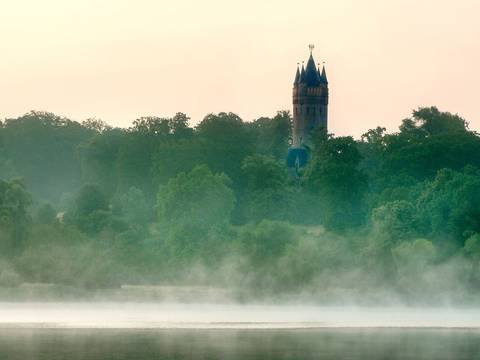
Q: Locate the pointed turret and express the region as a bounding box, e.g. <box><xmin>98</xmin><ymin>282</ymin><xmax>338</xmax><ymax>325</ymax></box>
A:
<box><xmin>299</xmin><ymin>63</ymin><xmax>306</xmax><ymax>83</ymax></box>
<box><xmin>321</xmin><ymin>64</ymin><xmax>328</xmax><ymax>84</ymax></box>
<box><xmin>293</xmin><ymin>65</ymin><xmax>300</xmax><ymax>86</ymax></box>
<box><xmin>303</xmin><ymin>53</ymin><xmax>321</xmax><ymax>86</ymax></box>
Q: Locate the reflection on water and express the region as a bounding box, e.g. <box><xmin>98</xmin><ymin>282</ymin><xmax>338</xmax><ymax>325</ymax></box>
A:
<box><xmin>0</xmin><ymin>329</ymin><xmax>479</xmax><ymax>360</ymax></box>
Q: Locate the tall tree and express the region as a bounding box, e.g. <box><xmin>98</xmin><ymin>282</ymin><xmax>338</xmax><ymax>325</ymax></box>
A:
<box><xmin>0</xmin><ymin>179</ymin><xmax>31</xmax><ymax>255</ymax></box>
<box><xmin>305</xmin><ymin>131</ymin><xmax>368</xmax><ymax>230</ymax></box>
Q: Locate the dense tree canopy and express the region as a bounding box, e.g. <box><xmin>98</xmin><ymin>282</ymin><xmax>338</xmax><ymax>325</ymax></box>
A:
<box><xmin>1</xmin><ymin>106</ymin><xmax>480</xmax><ymax>301</ymax></box>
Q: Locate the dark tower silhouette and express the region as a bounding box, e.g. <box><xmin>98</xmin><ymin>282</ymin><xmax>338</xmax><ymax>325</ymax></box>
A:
<box><xmin>287</xmin><ymin>45</ymin><xmax>328</xmax><ymax>170</ymax></box>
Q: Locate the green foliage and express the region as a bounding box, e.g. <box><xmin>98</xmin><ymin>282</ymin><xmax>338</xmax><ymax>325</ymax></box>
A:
<box><xmin>412</xmin><ymin>106</ymin><xmax>468</xmax><ymax>135</ymax></box>
<box><xmin>236</xmin><ymin>220</ymin><xmax>295</xmax><ymax>264</ymax></box>
<box><xmin>79</xmin><ymin>128</ymin><xmax>124</xmax><ymax>196</ymax></box>
<box><xmin>372</xmin><ymin>200</ymin><xmax>418</xmax><ymax>242</ymax></box>
<box><xmin>464</xmin><ymin>234</ymin><xmax>480</xmax><ymax>287</ymax></box>
<box><xmin>393</xmin><ymin>238</ymin><xmax>436</xmax><ymax>271</ymax></box>
<box><xmin>81</xmin><ymin>118</ymin><xmax>112</xmax><ymax>133</ymax></box>
<box><xmin>17</xmin><ymin>224</ymin><xmax>118</xmax><ymax>288</ymax></box>
<box><xmin>119</xmin><ymin>187</ymin><xmax>150</xmax><ymax>227</ymax></box>
<box><xmin>152</xmin><ymin>138</ymin><xmax>206</xmax><ymax>186</ymax></box>
<box><xmin>195</xmin><ymin>112</ymin><xmax>255</xmax><ymax>183</ymax></box>
<box><xmin>0</xmin><ymin>261</ymin><xmax>22</xmax><ymax>287</ymax></box>
<box><xmin>1</xmin><ymin>106</ymin><xmax>480</xmax><ymax>302</ymax></box>
<box><xmin>418</xmin><ymin>167</ymin><xmax>480</xmax><ymax>243</ymax></box>
<box><xmin>392</xmin><ymin>238</ymin><xmax>438</xmax><ymax>297</ymax></box>
<box><xmin>0</xmin><ymin>111</ymin><xmax>94</xmax><ymax>201</ymax></box>
<box><xmin>249</xmin><ymin>111</ymin><xmax>292</xmax><ymax>158</ymax></box>
<box><xmin>241</xmin><ymin>154</ymin><xmax>289</xmax><ymax>191</ymax></box>
<box><xmin>73</xmin><ymin>184</ymin><xmax>109</xmax><ymax>217</ymax></box>
<box><xmin>66</xmin><ymin>184</ymin><xmax>123</xmax><ymax>235</ymax></box>
<box><xmin>0</xmin><ymin>179</ymin><xmax>32</xmax><ymax>254</ymax></box>
<box><xmin>157</xmin><ymin>165</ymin><xmax>235</xmax><ymax>230</ymax></box>
<box><xmin>465</xmin><ymin>234</ymin><xmax>480</xmax><ymax>261</ymax></box>
<box><xmin>306</xmin><ymin>134</ymin><xmax>367</xmax><ymax>230</ymax></box>
<box><xmin>240</xmin><ymin>155</ymin><xmax>294</xmax><ymax>222</ymax></box>
<box><xmin>36</xmin><ymin>203</ymin><xmax>57</xmax><ymax>225</ymax></box>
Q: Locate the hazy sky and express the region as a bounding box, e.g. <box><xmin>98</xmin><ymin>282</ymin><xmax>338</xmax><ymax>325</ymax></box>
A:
<box><xmin>1</xmin><ymin>0</ymin><xmax>479</xmax><ymax>137</ymax></box>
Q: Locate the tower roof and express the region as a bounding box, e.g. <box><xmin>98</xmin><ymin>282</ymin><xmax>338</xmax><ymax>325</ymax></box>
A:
<box><xmin>321</xmin><ymin>64</ymin><xmax>328</xmax><ymax>84</ymax></box>
<box><xmin>302</xmin><ymin>53</ymin><xmax>321</xmax><ymax>87</ymax></box>
<box><xmin>299</xmin><ymin>63</ymin><xmax>306</xmax><ymax>83</ymax></box>
<box><xmin>293</xmin><ymin>65</ymin><xmax>300</xmax><ymax>85</ymax></box>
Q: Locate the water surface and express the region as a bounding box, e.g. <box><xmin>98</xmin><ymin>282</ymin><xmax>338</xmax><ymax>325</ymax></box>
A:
<box><xmin>1</xmin><ymin>303</ymin><xmax>480</xmax><ymax>359</ymax></box>
<box><xmin>1</xmin><ymin>328</ymin><xmax>479</xmax><ymax>360</ymax></box>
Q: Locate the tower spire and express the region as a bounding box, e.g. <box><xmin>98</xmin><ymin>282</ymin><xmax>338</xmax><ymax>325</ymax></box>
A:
<box><xmin>321</xmin><ymin>61</ymin><xmax>328</xmax><ymax>84</ymax></box>
<box><xmin>293</xmin><ymin>63</ymin><xmax>300</xmax><ymax>85</ymax></box>
<box><xmin>304</xmin><ymin>50</ymin><xmax>320</xmax><ymax>86</ymax></box>
<box><xmin>299</xmin><ymin>62</ymin><xmax>305</xmax><ymax>83</ymax></box>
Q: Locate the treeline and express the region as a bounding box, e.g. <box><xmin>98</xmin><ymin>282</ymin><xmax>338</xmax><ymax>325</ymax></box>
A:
<box><xmin>0</xmin><ymin>107</ymin><xmax>480</xmax><ymax>303</ymax></box>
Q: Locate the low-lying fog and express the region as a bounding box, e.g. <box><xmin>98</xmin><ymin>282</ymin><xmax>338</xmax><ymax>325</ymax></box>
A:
<box><xmin>1</xmin><ymin>303</ymin><xmax>480</xmax><ymax>329</ymax></box>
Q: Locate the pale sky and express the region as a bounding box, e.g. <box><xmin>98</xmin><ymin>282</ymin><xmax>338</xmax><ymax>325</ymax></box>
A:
<box><xmin>0</xmin><ymin>0</ymin><xmax>479</xmax><ymax>137</ymax></box>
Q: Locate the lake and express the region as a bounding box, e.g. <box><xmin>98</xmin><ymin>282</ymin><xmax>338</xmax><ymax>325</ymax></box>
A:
<box><xmin>1</xmin><ymin>303</ymin><xmax>480</xmax><ymax>359</ymax></box>
<box><xmin>0</xmin><ymin>328</ymin><xmax>479</xmax><ymax>359</ymax></box>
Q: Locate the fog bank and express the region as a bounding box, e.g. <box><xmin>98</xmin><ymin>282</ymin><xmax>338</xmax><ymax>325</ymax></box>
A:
<box><xmin>1</xmin><ymin>303</ymin><xmax>480</xmax><ymax>329</ymax></box>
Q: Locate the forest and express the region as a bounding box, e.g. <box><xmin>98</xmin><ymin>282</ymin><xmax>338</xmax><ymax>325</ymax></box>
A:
<box><xmin>1</xmin><ymin>107</ymin><xmax>480</xmax><ymax>303</ymax></box>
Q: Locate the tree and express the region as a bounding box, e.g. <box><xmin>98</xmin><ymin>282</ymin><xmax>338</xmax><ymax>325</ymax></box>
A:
<box><xmin>241</xmin><ymin>155</ymin><xmax>288</xmax><ymax>192</ymax></box>
<box><xmin>371</xmin><ymin>200</ymin><xmax>419</xmax><ymax>242</ymax></box>
<box><xmin>157</xmin><ymin>165</ymin><xmax>235</xmax><ymax>230</ymax></box>
<box><xmin>131</xmin><ymin>116</ymin><xmax>170</xmax><ymax>137</ymax></box>
<box><xmin>412</xmin><ymin>106</ymin><xmax>468</xmax><ymax>135</ymax></box>
<box><xmin>119</xmin><ymin>187</ymin><xmax>150</xmax><ymax>228</ymax></box>
<box><xmin>377</xmin><ymin>108</ymin><xmax>479</xmax><ymax>181</ymax></box>
<box><xmin>82</xmin><ymin>118</ymin><xmax>112</xmax><ymax>133</ymax></box>
<box><xmin>79</xmin><ymin>128</ymin><xmax>125</xmax><ymax>196</ymax></box>
<box><xmin>240</xmin><ymin>155</ymin><xmax>294</xmax><ymax>222</ymax></box>
<box><xmin>417</xmin><ymin>167</ymin><xmax>480</xmax><ymax>245</ymax></box>
<box><xmin>169</xmin><ymin>112</ymin><xmax>194</xmax><ymax>138</ymax></box>
<box><xmin>156</xmin><ymin>165</ymin><xmax>235</xmax><ymax>261</ymax></box>
<box><xmin>0</xmin><ymin>111</ymin><xmax>94</xmax><ymax>202</ymax></box>
<box><xmin>236</xmin><ymin>220</ymin><xmax>295</xmax><ymax>265</ymax></box>
<box><xmin>464</xmin><ymin>234</ymin><xmax>480</xmax><ymax>287</ymax></box>
<box><xmin>152</xmin><ymin>137</ymin><xmax>206</xmax><ymax>187</ymax></box>
<box><xmin>305</xmin><ymin>133</ymin><xmax>367</xmax><ymax>230</ymax></box>
<box><xmin>0</xmin><ymin>179</ymin><xmax>32</xmax><ymax>254</ymax></box>
<box><xmin>392</xmin><ymin>238</ymin><xmax>437</xmax><ymax>297</ymax></box>
<box><xmin>249</xmin><ymin>111</ymin><xmax>292</xmax><ymax>159</ymax></box>
<box><xmin>36</xmin><ymin>203</ymin><xmax>57</xmax><ymax>225</ymax></box>
<box><xmin>195</xmin><ymin>112</ymin><xmax>255</xmax><ymax>184</ymax></box>
<box><xmin>381</xmin><ymin>131</ymin><xmax>480</xmax><ymax>180</ymax></box>
<box><xmin>68</xmin><ymin>184</ymin><xmax>114</xmax><ymax>235</ymax></box>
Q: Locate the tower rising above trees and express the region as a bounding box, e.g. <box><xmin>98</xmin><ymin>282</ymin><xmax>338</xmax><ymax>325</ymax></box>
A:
<box><xmin>287</xmin><ymin>46</ymin><xmax>328</xmax><ymax>169</ymax></box>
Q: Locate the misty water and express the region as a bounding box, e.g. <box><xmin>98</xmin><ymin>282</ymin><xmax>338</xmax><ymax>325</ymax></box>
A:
<box><xmin>2</xmin><ymin>328</ymin><xmax>480</xmax><ymax>360</ymax></box>
<box><xmin>1</xmin><ymin>303</ymin><xmax>480</xmax><ymax>359</ymax></box>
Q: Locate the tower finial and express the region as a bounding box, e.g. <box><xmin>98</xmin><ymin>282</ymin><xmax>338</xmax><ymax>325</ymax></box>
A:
<box><xmin>308</xmin><ymin>44</ymin><xmax>314</xmax><ymax>54</ymax></box>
